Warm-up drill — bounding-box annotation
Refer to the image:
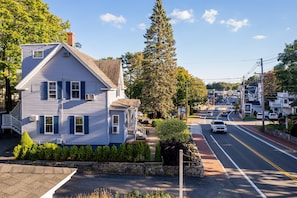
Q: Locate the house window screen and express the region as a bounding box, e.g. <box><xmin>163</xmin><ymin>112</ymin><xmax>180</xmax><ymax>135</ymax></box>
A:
<box><xmin>75</xmin><ymin>116</ymin><xmax>84</xmax><ymax>134</ymax></box>
<box><xmin>45</xmin><ymin>116</ymin><xmax>53</xmax><ymax>134</ymax></box>
<box><xmin>48</xmin><ymin>82</ymin><xmax>57</xmax><ymax>99</ymax></box>
<box><xmin>71</xmin><ymin>81</ymin><xmax>80</xmax><ymax>99</ymax></box>
<box><xmin>33</xmin><ymin>50</ymin><xmax>44</xmax><ymax>59</ymax></box>
<box><xmin>112</xmin><ymin>115</ymin><xmax>119</xmax><ymax>134</ymax></box>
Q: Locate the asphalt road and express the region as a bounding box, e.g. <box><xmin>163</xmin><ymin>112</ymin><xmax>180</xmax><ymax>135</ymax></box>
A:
<box><xmin>201</xmin><ymin>111</ymin><xmax>297</xmax><ymax>198</ymax></box>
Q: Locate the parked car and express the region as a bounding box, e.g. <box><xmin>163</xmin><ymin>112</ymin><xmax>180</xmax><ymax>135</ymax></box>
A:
<box><xmin>210</xmin><ymin>120</ymin><xmax>227</xmax><ymax>133</ymax></box>
<box><xmin>256</xmin><ymin>112</ymin><xmax>263</xmax><ymax>120</ymax></box>
<box><xmin>207</xmin><ymin>111</ymin><xmax>213</xmax><ymax>116</ymax></box>
<box><xmin>268</xmin><ymin>113</ymin><xmax>278</xmax><ymax>120</ymax></box>
<box><xmin>221</xmin><ymin>111</ymin><xmax>228</xmax><ymax>117</ymax></box>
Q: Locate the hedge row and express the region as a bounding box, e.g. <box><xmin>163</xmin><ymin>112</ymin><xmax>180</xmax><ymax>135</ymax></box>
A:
<box><xmin>13</xmin><ymin>132</ymin><xmax>157</xmax><ymax>162</ymax></box>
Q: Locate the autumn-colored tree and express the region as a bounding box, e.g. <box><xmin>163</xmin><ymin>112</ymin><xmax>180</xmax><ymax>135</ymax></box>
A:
<box><xmin>0</xmin><ymin>0</ymin><xmax>70</xmax><ymax>112</ymax></box>
<box><xmin>141</xmin><ymin>0</ymin><xmax>177</xmax><ymax>118</ymax></box>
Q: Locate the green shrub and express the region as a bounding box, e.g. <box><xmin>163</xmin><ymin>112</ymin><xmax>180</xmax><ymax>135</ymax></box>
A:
<box><xmin>37</xmin><ymin>145</ymin><xmax>45</xmax><ymax>160</ymax></box>
<box><xmin>28</xmin><ymin>144</ymin><xmax>39</xmax><ymax>161</ymax></box>
<box><xmin>154</xmin><ymin>141</ymin><xmax>161</xmax><ymax>162</ymax></box>
<box><xmin>21</xmin><ymin>131</ymin><xmax>34</xmax><ymax>148</ymax></box>
<box><xmin>78</xmin><ymin>146</ymin><xmax>85</xmax><ymax>161</ymax></box>
<box><xmin>85</xmin><ymin>145</ymin><xmax>93</xmax><ymax>161</ymax></box>
<box><xmin>69</xmin><ymin>145</ymin><xmax>79</xmax><ymax>160</ymax></box>
<box><xmin>134</xmin><ymin>141</ymin><xmax>144</xmax><ymax>161</ymax></box>
<box><xmin>144</xmin><ymin>143</ymin><xmax>151</xmax><ymax>161</ymax></box>
<box><xmin>126</xmin><ymin>144</ymin><xmax>134</xmax><ymax>162</ymax></box>
<box><xmin>152</xmin><ymin>119</ymin><xmax>163</xmax><ymax>127</ymax></box>
<box><xmin>43</xmin><ymin>143</ymin><xmax>58</xmax><ymax>160</ymax></box>
<box><xmin>110</xmin><ymin>145</ymin><xmax>118</xmax><ymax>161</ymax></box>
<box><xmin>13</xmin><ymin>144</ymin><xmax>22</xmax><ymax>159</ymax></box>
<box><xmin>102</xmin><ymin>145</ymin><xmax>110</xmax><ymax>161</ymax></box>
<box><xmin>118</xmin><ymin>143</ymin><xmax>126</xmax><ymax>161</ymax></box>
<box><xmin>53</xmin><ymin>146</ymin><xmax>62</xmax><ymax>161</ymax></box>
<box><xmin>60</xmin><ymin>146</ymin><xmax>70</xmax><ymax>160</ymax></box>
<box><xmin>156</xmin><ymin>119</ymin><xmax>191</xmax><ymax>143</ymax></box>
<box><xmin>94</xmin><ymin>146</ymin><xmax>102</xmax><ymax>162</ymax></box>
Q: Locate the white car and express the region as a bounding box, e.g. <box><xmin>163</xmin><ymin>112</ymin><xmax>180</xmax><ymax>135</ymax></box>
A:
<box><xmin>256</xmin><ymin>112</ymin><xmax>263</xmax><ymax>120</ymax></box>
<box><xmin>268</xmin><ymin>113</ymin><xmax>278</xmax><ymax>120</ymax></box>
<box><xmin>210</xmin><ymin>120</ymin><xmax>227</xmax><ymax>133</ymax></box>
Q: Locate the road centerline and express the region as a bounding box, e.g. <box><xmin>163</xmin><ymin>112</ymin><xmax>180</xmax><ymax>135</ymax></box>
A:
<box><xmin>229</xmin><ymin>133</ymin><xmax>297</xmax><ymax>183</ymax></box>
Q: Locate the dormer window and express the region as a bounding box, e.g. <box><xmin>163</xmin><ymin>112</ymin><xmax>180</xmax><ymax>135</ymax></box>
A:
<box><xmin>33</xmin><ymin>50</ymin><xmax>44</xmax><ymax>59</ymax></box>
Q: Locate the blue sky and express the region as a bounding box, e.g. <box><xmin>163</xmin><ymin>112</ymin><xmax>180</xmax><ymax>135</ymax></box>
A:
<box><xmin>44</xmin><ymin>0</ymin><xmax>297</xmax><ymax>84</ymax></box>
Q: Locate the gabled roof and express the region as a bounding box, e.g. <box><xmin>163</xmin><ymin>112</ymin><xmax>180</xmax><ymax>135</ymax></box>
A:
<box><xmin>16</xmin><ymin>43</ymin><xmax>120</xmax><ymax>90</ymax></box>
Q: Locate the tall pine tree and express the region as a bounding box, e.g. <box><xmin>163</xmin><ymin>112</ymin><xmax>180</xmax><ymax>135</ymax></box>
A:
<box><xmin>141</xmin><ymin>0</ymin><xmax>177</xmax><ymax>118</ymax></box>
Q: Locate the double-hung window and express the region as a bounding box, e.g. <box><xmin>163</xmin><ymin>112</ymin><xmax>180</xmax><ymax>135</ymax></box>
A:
<box><xmin>44</xmin><ymin>116</ymin><xmax>54</xmax><ymax>134</ymax></box>
<box><xmin>48</xmin><ymin>81</ymin><xmax>57</xmax><ymax>99</ymax></box>
<box><xmin>75</xmin><ymin>116</ymin><xmax>84</xmax><ymax>135</ymax></box>
<box><xmin>69</xmin><ymin>116</ymin><xmax>89</xmax><ymax>135</ymax></box>
<box><xmin>112</xmin><ymin>115</ymin><xmax>119</xmax><ymax>134</ymax></box>
<box><xmin>71</xmin><ymin>81</ymin><xmax>80</xmax><ymax>99</ymax></box>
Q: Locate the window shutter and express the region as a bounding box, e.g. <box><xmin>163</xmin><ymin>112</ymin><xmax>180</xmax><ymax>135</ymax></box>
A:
<box><xmin>40</xmin><ymin>116</ymin><xmax>44</xmax><ymax>134</ymax></box>
<box><xmin>57</xmin><ymin>81</ymin><xmax>62</xmax><ymax>99</ymax></box>
<box><xmin>66</xmin><ymin>81</ymin><xmax>70</xmax><ymax>99</ymax></box>
<box><xmin>84</xmin><ymin>116</ymin><xmax>89</xmax><ymax>134</ymax></box>
<box><xmin>41</xmin><ymin>82</ymin><xmax>48</xmax><ymax>100</ymax></box>
<box><xmin>54</xmin><ymin>116</ymin><xmax>59</xmax><ymax>134</ymax></box>
<box><xmin>81</xmin><ymin>81</ymin><xmax>85</xmax><ymax>100</ymax></box>
<box><xmin>69</xmin><ymin>116</ymin><xmax>74</xmax><ymax>134</ymax></box>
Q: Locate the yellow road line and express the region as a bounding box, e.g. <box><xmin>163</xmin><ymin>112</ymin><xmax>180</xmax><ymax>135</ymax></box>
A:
<box><xmin>230</xmin><ymin>133</ymin><xmax>297</xmax><ymax>183</ymax></box>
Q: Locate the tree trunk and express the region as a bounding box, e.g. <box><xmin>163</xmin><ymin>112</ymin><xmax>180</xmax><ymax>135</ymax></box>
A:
<box><xmin>5</xmin><ymin>77</ymin><xmax>12</xmax><ymax>113</ymax></box>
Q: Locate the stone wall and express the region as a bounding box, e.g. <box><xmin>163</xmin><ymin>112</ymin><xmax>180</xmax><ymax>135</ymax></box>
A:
<box><xmin>9</xmin><ymin>160</ymin><xmax>204</xmax><ymax>177</ymax></box>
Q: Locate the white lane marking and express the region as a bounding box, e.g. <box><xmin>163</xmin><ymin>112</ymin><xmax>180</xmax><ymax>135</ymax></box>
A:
<box><xmin>210</xmin><ymin>135</ymin><xmax>267</xmax><ymax>198</ymax></box>
<box><xmin>229</xmin><ymin>121</ymin><xmax>297</xmax><ymax>161</ymax></box>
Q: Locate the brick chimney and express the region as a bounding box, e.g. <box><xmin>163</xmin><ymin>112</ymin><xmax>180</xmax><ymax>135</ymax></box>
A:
<box><xmin>67</xmin><ymin>32</ymin><xmax>74</xmax><ymax>46</ymax></box>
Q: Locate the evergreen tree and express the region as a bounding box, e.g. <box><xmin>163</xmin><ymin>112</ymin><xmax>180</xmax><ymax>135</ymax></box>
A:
<box><xmin>0</xmin><ymin>0</ymin><xmax>70</xmax><ymax>112</ymax></box>
<box><xmin>141</xmin><ymin>0</ymin><xmax>177</xmax><ymax>118</ymax></box>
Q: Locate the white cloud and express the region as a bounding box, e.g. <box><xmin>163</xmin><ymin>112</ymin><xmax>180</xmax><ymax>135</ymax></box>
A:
<box><xmin>137</xmin><ymin>23</ymin><xmax>146</xmax><ymax>30</ymax></box>
<box><xmin>253</xmin><ymin>35</ymin><xmax>267</xmax><ymax>40</ymax></box>
<box><xmin>220</xmin><ymin>18</ymin><xmax>248</xmax><ymax>32</ymax></box>
<box><xmin>286</xmin><ymin>27</ymin><xmax>291</xmax><ymax>31</ymax></box>
<box><xmin>170</xmin><ymin>9</ymin><xmax>194</xmax><ymax>23</ymax></box>
<box><xmin>100</xmin><ymin>13</ymin><xmax>126</xmax><ymax>28</ymax></box>
<box><xmin>202</xmin><ymin>9</ymin><xmax>218</xmax><ymax>24</ymax></box>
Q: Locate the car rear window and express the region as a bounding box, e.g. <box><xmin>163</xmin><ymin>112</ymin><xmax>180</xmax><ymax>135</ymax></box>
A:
<box><xmin>214</xmin><ymin>121</ymin><xmax>224</xmax><ymax>125</ymax></box>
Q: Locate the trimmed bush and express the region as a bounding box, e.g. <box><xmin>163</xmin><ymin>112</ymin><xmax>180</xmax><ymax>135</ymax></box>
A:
<box><xmin>152</xmin><ymin>119</ymin><xmax>163</xmax><ymax>127</ymax></box>
<box><xmin>118</xmin><ymin>143</ymin><xmax>126</xmax><ymax>161</ymax></box>
<box><xmin>53</xmin><ymin>146</ymin><xmax>62</xmax><ymax>161</ymax></box>
<box><xmin>69</xmin><ymin>145</ymin><xmax>79</xmax><ymax>160</ymax></box>
<box><xmin>156</xmin><ymin>119</ymin><xmax>191</xmax><ymax>143</ymax></box>
<box><xmin>126</xmin><ymin>144</ymin><xmax>134</xmax><ymax>162</ymax></box>
<box><xmin>78</xmin><ymin>146</ymin><xmax>85</xmax><ymax>161</ymax></box>
<box><xmin>154</xmin><ymin>141</ymin><xmax>161</xmax><ymax>162</ymax></box>
<box><xmin>110</xmin><ymin>145</ymin><xmax>118</xmax><ymax>161</ymax></box>
<box><xmin>102</xmin><ymin>145</ymin><xmax>110</xmax><ymax>161</ymax></box>
<box><xmin>85</xmin><ymin>145</ymin><xmax>93</xmax><ymax>161</ymax></box>
<box><xmin>13</xmin><ymin>144</ymin><xmax>22</xmax><ymax>159</ymax></box>
<box><xmin>144</xmin><ymin>143</ymin><xmax>151</xmax><ymax>161</ymax></box>
<box><xmin>60</xmin><ymin>146</ymin><xmax>70</xmax><ymax>160</ymax></box>
<box><xmin>94</xmin><ymin>146</ymin><xmax>103</xmax><ymax>162</ymax></box>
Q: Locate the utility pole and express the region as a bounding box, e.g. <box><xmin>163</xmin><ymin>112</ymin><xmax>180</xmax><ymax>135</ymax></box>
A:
<box><xmin>241</xmin><ymin>76</ymin><xmax>245</xmax><ymax>119</ymax></box>
<box><xmin>260</xmin><ymin>58</ymin><xmax>265</xmax><ymax>132</ymax></box>
<box><xmin>185</xmin><ymin>82</ymin><xmax>188</xmax><ymax>123</ymax></box>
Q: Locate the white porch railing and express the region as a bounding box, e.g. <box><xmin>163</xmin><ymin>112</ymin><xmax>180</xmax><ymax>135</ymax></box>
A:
<box><xmin>1</xmin><ymin>102</ymin><xmax>22</xmax><ymax>134</ymax></box>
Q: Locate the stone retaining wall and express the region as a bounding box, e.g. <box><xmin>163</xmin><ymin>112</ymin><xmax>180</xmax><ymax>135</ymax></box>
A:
<box><xmin>7</xmin><ymin>160</ymin><xmax>204</xmax><ymax>177</ymax></box>
<box><xmin>265</xmin><ymin>129</ymin><xmax>297</xmax><ymax>145</ymax></box>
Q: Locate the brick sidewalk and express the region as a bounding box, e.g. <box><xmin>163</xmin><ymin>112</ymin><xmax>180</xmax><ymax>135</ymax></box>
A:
<box><xmin>192</xmin><ymin>134</ymin><xmax>226</xmax><ymax>177</ymax></box>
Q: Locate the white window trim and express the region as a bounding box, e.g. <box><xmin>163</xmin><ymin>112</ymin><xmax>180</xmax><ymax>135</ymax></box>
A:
<box><xmin>33</xmin><ymin>50</ymin><xmax>44</xmax><ymax>59</ymax></box>
<box><xmin>48</xmin><ymin>81</ymin><xmax>57</xmax><ymax>99</ymax></box>
<box><xmin>112</xmin><ymin>115</ymin><xmax>119</xmax><ymax>134</ymax></box>
<box><xmin>74</xmin><ymin>116</ymin><xmax>84</xmax><ymax>135</ymax></box>
<box><xmin>44</xmin><ymin>115</ymin><xmax>54</xmax><ymax>135</ymax></box>
<box><xmin>71</xmin><ymin>81</ymin><xmax>80</xmax><ymax>100</ymax></box>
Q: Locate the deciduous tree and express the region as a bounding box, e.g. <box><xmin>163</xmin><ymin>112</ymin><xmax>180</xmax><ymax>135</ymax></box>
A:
<box><xmin>0</xmin><ymin>0</ymin><xmax>70</xmax><ymax>112</ymax></box>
